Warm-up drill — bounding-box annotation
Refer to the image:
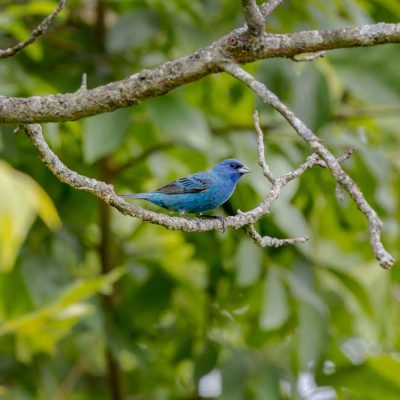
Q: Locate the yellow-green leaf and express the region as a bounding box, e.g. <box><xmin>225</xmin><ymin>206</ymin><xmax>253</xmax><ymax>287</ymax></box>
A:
<box><xmin>0</xmin><ymin>161</ymin><xmax>60</xmax><ymax>272</ymax></box>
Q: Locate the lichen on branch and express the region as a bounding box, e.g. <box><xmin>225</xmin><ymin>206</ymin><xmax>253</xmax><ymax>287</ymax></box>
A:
<box><xmin>0</xmin><ymin>21</ymin><xmax>399</xmax><ymax>123</ymax></box>
<box><xmin>1</xmin><ymin>0</ymin><xmax>397</xmax><ymax>269</ymax></box>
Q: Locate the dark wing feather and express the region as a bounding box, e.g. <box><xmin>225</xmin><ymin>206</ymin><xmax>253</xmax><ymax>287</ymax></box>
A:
<box><xmin>156</xmin><ymin>173</ymin><xmax>215</xmax><ymax>194</ymax></box>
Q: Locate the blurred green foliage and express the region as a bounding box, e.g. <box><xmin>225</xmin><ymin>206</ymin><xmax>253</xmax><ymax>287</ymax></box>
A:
<box><xmin>0</xmin><ymin>1</ymin><xmax>399</xmax><ymax>399</ymax></box>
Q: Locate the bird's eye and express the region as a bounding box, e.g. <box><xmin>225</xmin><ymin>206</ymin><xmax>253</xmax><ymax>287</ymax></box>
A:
<box><xmin>230</xmin><ymin>163</ymin><xmax>236</xmax><ymax>168</ymax></box>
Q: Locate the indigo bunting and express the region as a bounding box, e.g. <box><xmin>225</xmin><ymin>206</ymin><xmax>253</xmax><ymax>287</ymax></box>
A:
<box><xmin>120</xmin><ymin>159</ymin><xmax>251</xmax><ymax>214</ymax></box>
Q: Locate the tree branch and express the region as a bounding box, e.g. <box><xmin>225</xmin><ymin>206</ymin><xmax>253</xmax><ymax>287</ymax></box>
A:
<box><xmin>260</xmin><ymin>0</ymin><xmax>285</xmax><ymax>18</ymax></box>
<box><xmin>291</xmin><ymin>51</ymin><xmax>326</xmax><ymax>62</ymax></box>
<box><xmin>6</xmin><ymin>0</ymin><xmax>395</xmax><ymax>268</ymax></box>
<box><xmin>1</xmin><ymin>22</ymin><xmax>400</xmax><ymax>124</ymax></box>
<box><xmin>242</xmin><ymin>0</ymin><xmax>265</xmax><ymax>36</ymax></box>
<box><xmin>0</xmin><ymin>0</ymin><xmax>67</xmax><ymax>59</ymax></box>
<box><xmin>22</xmin><ymin>123</ymin><xmax>354</xmax><ymax>250</ymax></box>
<box><xmin>222</xmin><ymin>62</ymin><xmax>394</xmax><ymax>269</ymax></box>
<box><xmin>254</xmin><ymin>110</ymin><xmax>275</xmax><ymax>183</ymax></box>
<box><xmin>244</xmin><ymin>223</ymin><xmax>308</xmax><ymax>247</ymax></box>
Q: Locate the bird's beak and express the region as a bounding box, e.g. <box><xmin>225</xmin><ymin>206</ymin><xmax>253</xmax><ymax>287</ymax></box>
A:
<box><xmin>238</xmin><ymin>165</ymin><xmax>251</xmax><ymax>174</ymax></box>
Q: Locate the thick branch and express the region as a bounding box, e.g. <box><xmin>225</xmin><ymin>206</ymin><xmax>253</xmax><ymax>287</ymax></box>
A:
<box><xmin>222</xmin><ymin>63</ymin><xmax>394</xmax><ymax>269</ymax></box>
<box><xmin>0</xmin><ymin>0</ymin><xmax>67</xmax><ymax>59</ymax></box>
<box><xmin>1</xmin><ymin>22</ymin><xmax>400</xmax><ymax>124</ymax></box>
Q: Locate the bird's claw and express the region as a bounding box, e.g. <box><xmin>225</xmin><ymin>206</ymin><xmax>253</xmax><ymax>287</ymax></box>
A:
<box><xmin>199</xmin><ymin>214</ymin><xmax>226</xmax><ymax>233</ymax></box>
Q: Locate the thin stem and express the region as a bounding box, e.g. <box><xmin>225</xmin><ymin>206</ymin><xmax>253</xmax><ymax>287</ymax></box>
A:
<box><xmin>0</xmin><ymin>0</ymin><xmax>67</xmax><ymax>59</ymax></box>
<box><xmin>253</xmin><ymin>110</ymin><xmax>275</xmax><ymax>183</ymax></box>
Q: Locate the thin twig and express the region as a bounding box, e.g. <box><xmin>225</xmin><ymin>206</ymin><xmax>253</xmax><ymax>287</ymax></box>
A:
<box><xmin>304</xmin><ymin>147</ymin><xmax>356</xmax><ymax>170</ymax></box>
<box><xmin>253</xmin><ymin>110</ymin><xmax>275</xmax><ymax>183</ymax></box>
<box><xmin>222</xmin><ymin>62</ymin><xmax>394</xmax><ymax>269</ymax></box>
<box><xmin>333</xmin><ymin>147</ymin><xmax>356</xmax><ymax>164</ymax></box>
<box><xmin>245</xmin><ymin>224</ymin><xmax>309</xmax><ymax>247</ymax></box>
<box><xmin>282</xmin><ymin>153</ymin><xmax>323</xmax><ymax>182</ymax></box>
<box><xmin>0</xmin><ymin>0</ymin><xmax>67</xmax><ymax>59</ymax></box>
<box><xmin>260</xmin><ymin>0</ymin><xmax>285</xmax><ymax>18</ymax></box>
<box><xmin>292</xmin><ymin>51</ymin><xmax>326</xmax><ymax>62</ymax></box>
<box><xmin>239</xmin><ymin>146</ymin><xmax>353</xmax><ymax>248</ymax></box>
<box><xmin>79</xmin><ymin>73</ymin><xmax>87</xmax><ymax>92</ymax></box>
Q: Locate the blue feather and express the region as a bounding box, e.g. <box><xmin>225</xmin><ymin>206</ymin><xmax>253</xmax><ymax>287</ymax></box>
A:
<box><xmin>120</xmin><ymin>159</ymin><xmax>251</xmax><ymax>214</ymax></box>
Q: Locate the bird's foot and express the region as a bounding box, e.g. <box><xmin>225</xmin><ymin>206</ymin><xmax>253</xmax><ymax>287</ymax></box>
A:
<box><xmin>198</xmin><ymin>214</ymin><xmax>226</xmax><ymax>233</ymax></box>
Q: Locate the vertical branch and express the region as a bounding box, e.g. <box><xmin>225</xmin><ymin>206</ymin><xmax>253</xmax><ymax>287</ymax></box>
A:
<box><xmin>95</xmin><ymin>0</ymin><xmax>107</xmax><ymax>52</ymax></box>
<box><xmin>95</xmin><ymin>1</ymin><xmax>123</xmax><ymax>399</ymax></box>
<box><xmin>253</xmin><ymin>110</ymin><xmax>275</xmax><ymax>183</ymax></box>
<box><xmin>242</xmin><ymin>0</ymin><xmax>265</xmax><ymax>36</ymax></box>
<box><xmin>99</xmin><ymin>159</ymin><xmax>123</xmax><ymax>400</ymax></box>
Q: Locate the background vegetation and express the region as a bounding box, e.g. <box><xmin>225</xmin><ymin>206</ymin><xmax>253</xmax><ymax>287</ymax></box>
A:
<box><xmin>0</xmin><ymin>0</ymin><xmax>399</xmax><ymax>399</ymax></box>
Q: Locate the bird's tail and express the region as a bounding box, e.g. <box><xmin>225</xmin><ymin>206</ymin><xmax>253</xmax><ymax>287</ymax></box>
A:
<box><xmin>119</xmin><ymin>193</ymin><xmax>150</xmax><ymax>199</ymax></box>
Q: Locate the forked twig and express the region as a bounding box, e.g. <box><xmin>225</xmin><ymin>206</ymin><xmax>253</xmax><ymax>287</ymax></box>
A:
<box><xmin>222</xmin><ymin>62</ymin><xmax>394</xmax><ymax>269</ymax></box>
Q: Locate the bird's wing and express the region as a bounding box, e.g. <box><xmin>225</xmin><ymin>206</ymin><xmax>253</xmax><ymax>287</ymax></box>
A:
<box><xmin>156</xmin><ymin>172</ymin><xmax>215</xmax><ymax>194</ymax></box>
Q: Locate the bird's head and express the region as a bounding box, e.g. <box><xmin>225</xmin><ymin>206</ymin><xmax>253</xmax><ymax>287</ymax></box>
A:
<box><xmin>211</xmin><ymin>158</ymin><xmax>251</xmax><ymax>183</ymax></box>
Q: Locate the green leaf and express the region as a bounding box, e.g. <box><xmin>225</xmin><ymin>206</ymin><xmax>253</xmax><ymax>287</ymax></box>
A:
<box><xmin>0</xmin><ymin>161</ymin><xmax>60</xmax><ymax>272</ymax></box>
<box><xmin>321</xmin><ymin>361</ymin><xmax>400</xmax><ymax>400</ymax></box>
<box><xmin>133</xmin><ymin>225</ymin><xmax>207</xmax><ymax>292</ymax></box>
<box><xmin>148</xmin><ymin>93</ymin><xmax>212</xmax><ymax>150</ymax></box>
<box><xmin>0</xmin><ymin>267</ymin><xmax>33</xmax><ymax>321</ymax></box>
<box><xmin>83</xmin><ymin>108</ymin><xmax>131</xmax><ymax>164</ymax></box>
<box><xmin>272</xmin><ymin>202</ymin><xmax>311</xmax><ymax>254</ymax></box>
<box><xmin>106</xmin><ymin>10</ymin><xmax>160</xmax><ymax>53</ymax></box>
<box><xmin>374</xmin><ymin>0</ymin><xmax>400</xmax><ymax>16</ymax></box>
<box><xmin>326</xmin><ymin>268</ymin><xmax>374</xmax><ymax>318</ymax></box>
<box><xmin>259</xmin><ymin>268</ymin><xmax>289</xmax><ymax>330</ymax></box>
<box><xmin>284</xmin><ymin>270</ymin><xmax>327</xmax><ymax>315</ymax></box>
<box><xmin>268</xmin><ymin>155</ymin><xmax>300</xmax><ymax>202</ymax></box>
<box><xmin>292</xmin><ymin>64</ymin><xmax>332</xmax><ymax>131</ymax></box>
<box><xmin>194</xmin><ymin>341</ymin><xmax>219</xmax><ymax>382</ymax></box>
<box><xmin>334</xmin><ymin>61</ymin><xmax>400</xmax><ymax>105</ymax></box>
<box><xmin>247</xmin><ymin>370</ymin><xmax>280</xmax><ymax>400</ymax></box>
<box><xmin>368</xmin><ymin>355</ymin><xmax>400</xmax><ymax>386</ymax></box>
<box><xmin>234</xmin><ymin>238</ymin><xmax>262</xmax><ymax>287</ymax></box>
<box><xmin>6</xmin><ymin>1</ymin><xmax>57</xmax><ymax>16</ymax></box>
<box><xmin>0</xmin><ymin>268</ymin><xmax>125</xmax><ymax>363</ymax></box>
<box><xmin>220</xmin><ymin>351</ymin><xmax>251</xmax><ymax>400</ymax></box>
<box><xmin>298</xmin><ymin>303</ymin><xmax>328</xmax><ymax>370</ymax></box>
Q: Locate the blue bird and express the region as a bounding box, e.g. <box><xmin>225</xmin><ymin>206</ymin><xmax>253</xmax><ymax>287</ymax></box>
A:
<box><xmin>120</xmin><ymin>159</ymin><xmax>251</xmax><ymax>214</ymax></box>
